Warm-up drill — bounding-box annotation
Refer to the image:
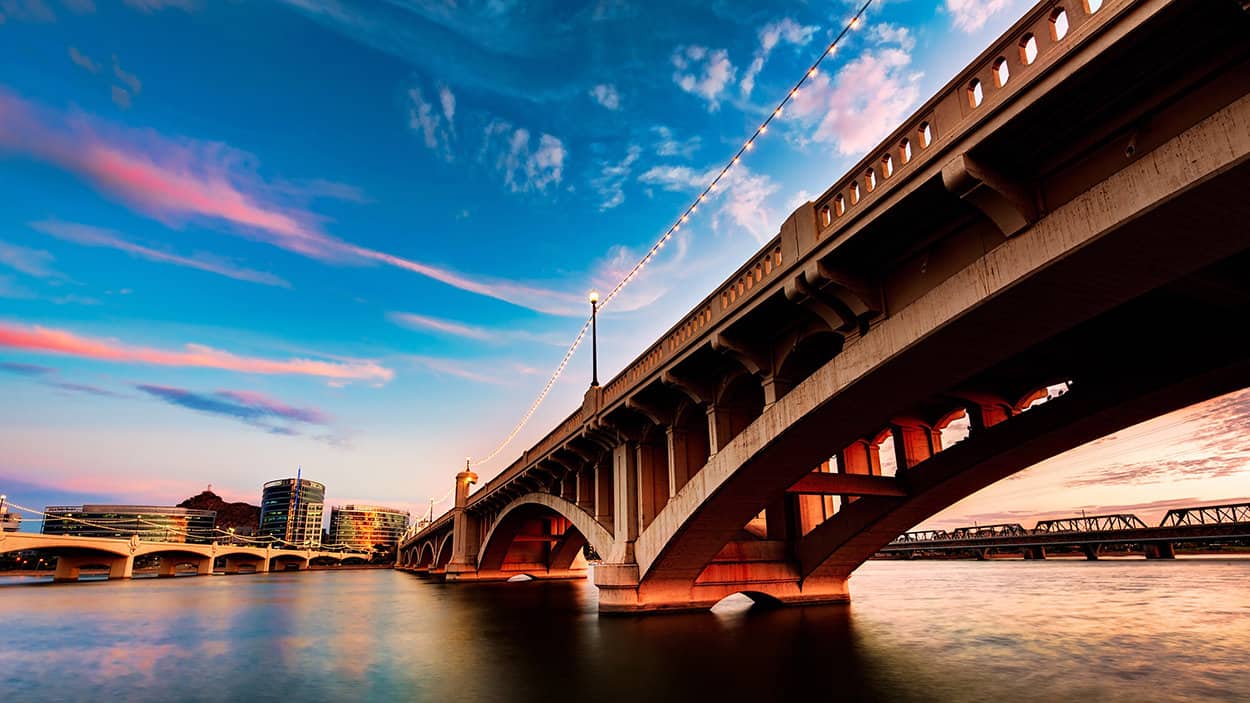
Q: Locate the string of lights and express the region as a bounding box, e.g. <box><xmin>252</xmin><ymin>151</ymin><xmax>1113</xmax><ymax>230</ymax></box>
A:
<box><xmin>467</xmin><ymin>1</ymin><xmax>872</xmax><ymax>469</ymax></box>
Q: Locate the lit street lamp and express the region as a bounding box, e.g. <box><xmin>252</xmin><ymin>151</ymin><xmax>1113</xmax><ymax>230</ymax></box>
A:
<box><xmin>589</xmin><ymin>290</ymin><xmax>600</xmax><ymax>387</ymax></box>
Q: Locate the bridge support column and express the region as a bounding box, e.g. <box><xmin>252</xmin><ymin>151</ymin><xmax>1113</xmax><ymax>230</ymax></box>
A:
<box><xmin>1144</xmin><ymin>542</ymin><xmax>1175</xmax><ymax>559</ymax></box>
<box><xmin>1024</xmin><ymin>546</ymin><xmax>1047</xmax><ymax>560</ymax></box>
<box><xmin>577</xmin><ymin>467</ymin><xmax>595</xmax><ymax>514</ymax></box>
<box><xmin>595</xmin><ymin>461</ymin><xmax>614</xmax><ymax>532</ymax></box>
<box><xmin>445</xmin><ymin>469</ymin><xmax>482</xmax><ymax>581</ymax></box>
<box><xmin>610</xmin><ymin>441</ymin><xmax>639</xmax><ymax>562</ymax></box>
<box><xmin>1082</xmin><ymin>544</ymin><xmax>1101</xmax><ymax>561</ymax></box>
<box><xmin>594</xmin><ymin>563</ymin><xmax>850</xmax><ymax>615</ymax></box>
<box><xmin>109</xmin><ymin>555</ymin><xmax>134</xmax><ymax>579</ymax></box>
<box><xmin>636</xmin><ymin>439</ymin><xmax>668</xmax><ymax>533</ymax></box>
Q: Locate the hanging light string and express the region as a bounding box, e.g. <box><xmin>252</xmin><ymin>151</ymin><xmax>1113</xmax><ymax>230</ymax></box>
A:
<box><xmin>467</xmin><ymin>2</ymin><xmax>871</xmax><ymax>469</ymax></box>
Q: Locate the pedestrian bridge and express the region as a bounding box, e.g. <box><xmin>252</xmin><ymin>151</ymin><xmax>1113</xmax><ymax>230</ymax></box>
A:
<box><xmin>0</xmin><ymin>531</ymin><xmax>370</xmax><ymax>581</ymax></box>
<box><xmin>400</xmin><ymin>0</ymin><xmax>1250</xmax><ymax>612</ymax></box>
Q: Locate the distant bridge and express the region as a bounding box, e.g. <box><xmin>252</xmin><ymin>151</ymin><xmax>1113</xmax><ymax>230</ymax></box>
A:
<box><xmin>400</xmin><ymin>0</ymin><xmax>1250</xmax><ymax>613</ymax></box>
<box><xmin>0</xmin><ymin>531</ymin><xmax>371</xmax><ymax>582</ymax></box>
<box><xmin>881</xmin><ymin>503</ymin><xmax>1250</xmax><ymax>559</ymax></box>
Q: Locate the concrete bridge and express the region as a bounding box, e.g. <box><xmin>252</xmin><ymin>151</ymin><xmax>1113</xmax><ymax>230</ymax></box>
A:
<box><xmin>400</xmin><ymin>0</ymin><xmax>1250</xmax><ymax>613</ymax></box>
<box><xmin>0</xmin><ymin>531</ymin><xmax>370</xmax><ymax>581</ymax></box>
<box><xmin>881</xmin><ymin>503</ymin><xmax>1250</xmax><ymax>559</ymax></box>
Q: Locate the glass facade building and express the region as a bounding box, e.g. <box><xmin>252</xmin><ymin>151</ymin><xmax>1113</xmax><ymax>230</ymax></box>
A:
<box><xmin>41</xmin><ymin>505</ymin><xmax>217</xmax><ymax>543</ymax></box>
<box><xmin>328</xmin><ymin>505</ymin><xmax>410</xmax><ymax>551</ymax></box>
<box><xmin>259</xmin><ymin>478</ymin><xmax>325</xmax><ymax>547</ymax></box>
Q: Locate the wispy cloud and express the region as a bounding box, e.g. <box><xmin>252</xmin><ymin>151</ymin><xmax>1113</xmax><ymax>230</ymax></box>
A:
<box><xmin>388</xmin><ymin>311</ymin><xmax>567</xmax><ymax>346</ymax></box>
<box><xmin>651</xmin><ymin>126</ymin><xmax>700</xmax><ymax>159</ymax></box>
<box><xmin>0</xmin><ymin>88</ymin><xmax>577</xmax><ymax>314</ymax></box>
<box><xmin>0</xmin><ymin>361</ymin><xmax>55</xmax><ymax>377</ymax></box>
<box><xmin>592</xmin><ymin>144</ymin><xmax>641</xmax><ymax>211</ymax></box>
<box><xmin>0</xmin><ymin>240</ymin><xmax>60</xmax><ymax>279</ymax></box>
<box><xmin>945</xmin><ymin>0</ymin><xmax>1010</xmax><ymax>32</ymax></box>
<box><xmin>740</xmin><ymin>18</ymin><xmax>818</xmax><ymax>98</ymax></box>
<box><xmin>123</xmin><ymin>0</ymin><xmax>195</xmax><ymax>12</ymax></box>
<box><xmin>671</xmin><ymin>45</ymin><xmax>736</xmax><ymax>111</ymax></box>
<box><xmin>406</xmin><ymin>355</ymin><xmax>508</xmax><ymax>386</ymax></box>
<box><xmin>589</xmin><ymin>83</ymin><xmax>621</xmax><ymax>110</ymax></box>
<box><xmin>406</xmin><ymin>83</ymin><xmax>455</xmax><ymax>161</ymax></box>
<box><xmin>0</xmin><ymin>321</ymin><xmax>394</xmax><ymax>382</ymax></box>
<box><xmin>480</xmin><ymin>120</ymin><xmax>566</xmax><ymax>193</ymax></box>
<box><xmin>0</xmin><ymin>361</ymin><xmax>123</xmax><ymax>397</ymax></box>
<box><xmin>638</xmin><ymin>162</ymin><xmax>780</xmax><ymax>242</ymax></box>
<box><xmin>32</xmin><ymin>219</ymin><xmax>290</xmax><ymax>288</ymax></box>
<box><xmin>0</xmin><ymin>0</ymin><xmax>56</xmax><ymax>22</ymax></box>
<box><xmin>388</xmin><ymin>312</ymin><xmax>490</xmax><ymax>341</ymax></box>
<box><xmin>785</xmin><ymin>23</ymin><xmax>921</xmax><ymax>156</ymax></box>
<box><xmin>135</xmin><ymin>384</ymin><xmax>336</xmax><ymax>438</ymax></box>
<box><xmin>68</xmin><ymin>46</ymin><xmax>100</xmax><ymax>73</ymax></box>
<box><xmin>110</xmin><ymin>54</ymin><xmax>142</xmax><ymax>109</ymax></box>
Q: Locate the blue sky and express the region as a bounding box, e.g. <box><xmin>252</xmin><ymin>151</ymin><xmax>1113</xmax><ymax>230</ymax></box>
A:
<box><xmin>2</xmin><ymin>0</ymin><xmax>1247</xmax><ymax>529</ymax></box>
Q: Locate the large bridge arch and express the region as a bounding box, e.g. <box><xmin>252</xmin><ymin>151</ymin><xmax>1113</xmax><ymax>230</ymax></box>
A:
<box><xmin>624</xmin><ymin>106</ymin><xmax>1250</xmax><ymax>608</ymax></box>
<box><xmin>475</xmin><ymin>493</ymin><xmax>613</xmax><ymax>578</ymax></box>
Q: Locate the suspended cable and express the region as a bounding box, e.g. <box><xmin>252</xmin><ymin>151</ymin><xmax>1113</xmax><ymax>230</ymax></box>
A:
<box><xmin>467</xmin><ymin>1</ymin><xmax>874</xmax><ymax>469</ymax></box>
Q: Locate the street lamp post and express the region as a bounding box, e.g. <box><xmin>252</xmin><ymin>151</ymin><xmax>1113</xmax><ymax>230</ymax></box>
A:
<box><xmin>589</xmin><ymin>290</ymin><xmax>600</xmax><ymax>387</ymax></box>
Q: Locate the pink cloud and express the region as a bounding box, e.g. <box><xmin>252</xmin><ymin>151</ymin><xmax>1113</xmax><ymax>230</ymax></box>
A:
<box><xmin>0</xmin><ymin>88</ymin><xmax>578</xmax><ymax>314</ymax></box>
<box><xmin>32</xmin><ymin>219</ymin><xmax>290</xmax><ymax>287</ymax></box>
<box><xmin>0</xmin><ymin>322</ymin><xmax>393</xmax><ymax>382</ymax></box>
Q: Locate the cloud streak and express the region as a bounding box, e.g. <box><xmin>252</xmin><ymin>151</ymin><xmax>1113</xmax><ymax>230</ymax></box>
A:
<box><xmin>0</xmin><ymin>88</ymin><xmax>577</xmax><ymax>314</ymax></box>
<box><xmin>32</xmin><ymin>219</ymin><xmax>290</xmax><ymax>287</ymax></box>
<box><xmin>135</xmin><ymin>384</ymin><xmax>335</xmax><ymax>438</ymax></box>
<box><xmin>0</xmin><ymin>322</ymin><xmax>394</xmax><ymax>382</ymax></box>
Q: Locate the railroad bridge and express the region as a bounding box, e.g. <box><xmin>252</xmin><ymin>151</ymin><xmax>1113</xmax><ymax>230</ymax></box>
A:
<box><xmin>400</xmin><ymin>0</ymin><xmax>1250</xmax><ymax>613</ymax></box>
<box><xmin>0</xmin><ymin>531</ymin><xmax>369</xmax><ymax>581</ymax></box>
<box><xmin>882</xmin><ymin>503</ymin><xmax>1250</xmax><ymax>559</ymax></box>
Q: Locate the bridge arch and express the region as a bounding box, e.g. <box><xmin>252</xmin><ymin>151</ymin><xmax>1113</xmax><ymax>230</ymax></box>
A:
<box><xmin>476</xmin><ymin>493</ymin><xmax>613</xmax><ymax>577</ymax></box>
<box><xmin>434</xmin><ymin>533</ymin><xmax>453</xmax><ymax>569</ymax></box>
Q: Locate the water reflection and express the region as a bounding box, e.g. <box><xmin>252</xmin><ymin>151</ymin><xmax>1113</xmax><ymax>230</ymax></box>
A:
<box><xmin>2</xmin><ymin>561</ymin><xmax>1248</xmax><ymax>702</ymax></box>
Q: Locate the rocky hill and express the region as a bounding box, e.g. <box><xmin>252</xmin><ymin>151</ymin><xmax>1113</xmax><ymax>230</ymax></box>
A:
<box><xmin>178</xmin><ymin>491</ymin><xmax>260</xmax><ymax>535</ymax></box>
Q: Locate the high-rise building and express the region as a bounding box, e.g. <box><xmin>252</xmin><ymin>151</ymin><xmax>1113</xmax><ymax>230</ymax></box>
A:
<box><xmin>258</xmin><ymin>478</ymin><xmax>325</xmax><ymax>547</ymax></box>
<box><xmin>41</xmin><ymin>505</ymin><xmax>216</xmax><ymax>543</ymax></box>
<box><xmin>327</xmin><ymin>504</ymin><xmax>410</xmax><ymax>551</ymax></box>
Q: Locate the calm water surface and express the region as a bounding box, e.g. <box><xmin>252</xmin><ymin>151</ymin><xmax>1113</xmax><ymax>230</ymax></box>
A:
<box><xmin>2</xmin><ymin>559</ymin><xmax>1248</xmax><ymax>702</ymax></box>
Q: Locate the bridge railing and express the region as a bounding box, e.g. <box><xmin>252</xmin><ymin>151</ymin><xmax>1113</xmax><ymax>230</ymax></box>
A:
<box><xmin>437</xmin><ymin>0</ymin><xmax>1132</xmax><ymax>528</ymax></box>
<box><xmin>1033</xmin><ymin>514</ymin><xmax>1147</xmax><ymax>533</ymax></box>
<box><xmin>947</xmin><ymin>524</ymin><xmax>1028</xmax><ymax>539</ymax></box>
<box><xmin>1159</xmin><ymin>503</ymin><xmax>1250</xmax><ymax>528</ymax></box>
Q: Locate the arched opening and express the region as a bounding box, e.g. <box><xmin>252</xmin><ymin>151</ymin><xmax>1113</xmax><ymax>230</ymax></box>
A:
<box><xmin>670</xmin><ymin>402</ymin><xmax>712</xmax><ymax>494</ymax></box>
<box><xmin>1016</xmin><ymin>381</ymin><xmax>1073</xmax><ymax>413</ymax></box>
<box><xmin>710</xmin><ymin>591</ymin><xmax>784</xmax><ymax>613</ymax></box>
<box><xmin>714</xmin><ymin>374</ymin><xmax>765</xmax><ymax>448</ymax></box>
<box><xmin>417</xmin><ymin>542</ymin><xmax>435</xmax><ymax>568</ymax></box>
<box><xmin>1019</xmin><ymin>33</ymin><xmax>1038</xmax><ymax>65</ymax></box>
<box><xmin>1050</xmin><ymin>7</ymin><xmax>1069</xmax><ymax>41</ymax></box>
<box><xmin>776</xmin><ymin>331</ymin><xmax>844</xmax><ymax>396</ymax></box>
<box><xmin>934</xmin><ymin>408</ymin><xmax>972</xmax><ymax>449</ymax></box>
<box><xmin>870</xmin><ymin>428</ymin><xmax>899</xmax><ymax>477</ymax></box>
<box><xmin>968</xmin><ymin>78</ymin><xmax>984</xmax><ymax>108</ymax></box>
<box><xmin>434</xmin><ymin>535</ymin><xmax>454</xmax><ymax>569</ymax></box>
<box><xmin>477</xmin><ymin>503</ymin><xmax>591</xmax><ymax>577</ymax></box>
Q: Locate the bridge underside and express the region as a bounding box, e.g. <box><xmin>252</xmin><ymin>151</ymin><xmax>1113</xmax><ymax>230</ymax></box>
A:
<box><xmin>400</xmin><ymin>0</ymin><xmax>1250</xmax><ymax>614</ymax></box>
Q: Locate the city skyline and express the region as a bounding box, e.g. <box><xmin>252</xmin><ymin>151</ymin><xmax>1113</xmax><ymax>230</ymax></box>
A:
<box><xmin>2</xmin><ymin>0</ymin><xmax>1248</xmax><ymax>531</ymax></box>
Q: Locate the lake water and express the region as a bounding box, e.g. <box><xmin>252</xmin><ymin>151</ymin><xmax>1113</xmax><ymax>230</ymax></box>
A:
<box><xmin>2</xmin><ymin>559</ymin><xmax>1248</xmax><ymax>702</ymax></box>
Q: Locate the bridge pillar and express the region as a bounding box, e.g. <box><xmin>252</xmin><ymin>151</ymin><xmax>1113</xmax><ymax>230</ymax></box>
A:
<box><xmin>636</xmin><ymin>439</ymin><xmax>669</xmax><ymax>533</ymax></box>
<box><xmin>1144</xmin><ymin>542</ymin><xmax>1175</xmax><ymax>560</ymax></box>
<box><xmin>576</xmin><ymin>467</ymin><xmax>595</xmax><ymax>514</ymax></box>
<box><xmin>760</xmin><ymin>375</ymin><xmax>793</xmax><ymax>408</ymax></box>
<box><xmin>610</xmin><ymin>441</ymin><xmax>639</xmax><ymax>562</ymax></box>
<box><xmin>109</xmin><ymin>555</ymin><xmax>134</xmax><ymax>579</ymax></box>
<box><xmin>595</xmin><ymin>460</ymin><xmax>614</xmax><ymax>531</ymax></box>
<box><xmin>1024</xmin><ymin>546</ymin><xmax>1047</xmax><ymax>560</ymax></box>
<box><xmin>445</xmin><ymin>470</ymin><xmax>482</xmax><ymax>580</ymax></box>
<box><xmin>1082</xmin><ymin>544</ymin><xmax>1101</xmax><ymax>561</ymax></box>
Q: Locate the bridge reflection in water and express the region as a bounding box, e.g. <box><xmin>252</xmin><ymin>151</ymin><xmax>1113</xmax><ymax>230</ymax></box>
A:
<box><xmin>401</xmin><ymin>0</ymin><xmax>1250</xmax><ymax>613</ymax></box>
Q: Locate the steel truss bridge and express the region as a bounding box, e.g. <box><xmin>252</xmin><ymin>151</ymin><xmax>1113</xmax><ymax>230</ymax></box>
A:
<box><xmin>881</xmin><ymin>503</ymin><xmax>1250</xmax><ymax>559</ymax></box>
